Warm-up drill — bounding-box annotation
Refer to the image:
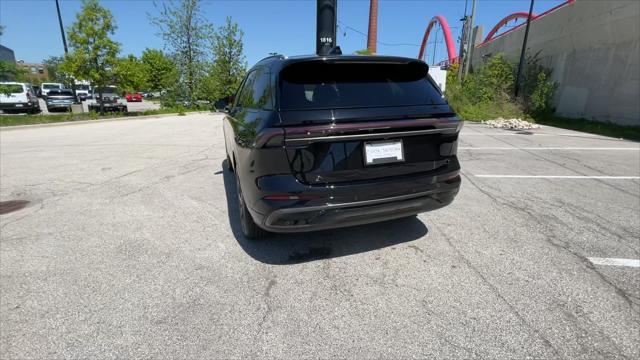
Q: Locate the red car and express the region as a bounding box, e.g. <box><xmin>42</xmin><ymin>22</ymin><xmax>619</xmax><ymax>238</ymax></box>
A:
<box><xmin>125</xmin><ymin>92</ymin><xmax>142</xmax><ymax>102</ymax></box>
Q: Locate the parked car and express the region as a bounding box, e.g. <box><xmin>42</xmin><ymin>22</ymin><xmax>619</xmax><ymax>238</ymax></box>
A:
<box><xmin>40</xmin><ymin>82</ymin><xmax>63</xmax><ymax>98</ymax></box>
<box><xmin>0</xmin><ymin>82</ymin><xmax>41</xmax><ymax>114</ymax></box>
<box><xmin>75</xmin><ymin>83</ymin><xmax>91</xmax><ymax>101</ymax></box>
<box><xmin>125</xmin><ymin>92</ymin><xmax>142</xmax><ymax>102</ymax></box>
<box><xmin>88</xmin><ymin>86</ymin><xmax>128</xmax><ymax>112</ymax></box>
<box><xmin>223</xmin><ymin>55</ymin><xmax>462</xmax><ymax>238</ymax></box>
<box><xmin>45</xmin><ymin>89</ymin><xmax>75</xmax><ymax>112</ymax></box>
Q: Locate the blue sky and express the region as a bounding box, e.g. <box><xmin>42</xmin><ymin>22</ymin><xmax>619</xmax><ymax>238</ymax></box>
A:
<box><xmin>1</xmin><ymin>0</ymin><xmax>565</xmax><ymax>66</ymax></box>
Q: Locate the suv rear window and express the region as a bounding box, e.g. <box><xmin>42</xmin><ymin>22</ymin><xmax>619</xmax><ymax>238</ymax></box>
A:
<box><xmin>96</xmin><ymin>87</ymin><xmax>118</xmax><ymax>94</ymax></box>
<box><xmin>279</xmin><ymin>61</ymin><xmax>445</xmax><ymax>110</ymax></box>
<box><xmin>2</xmin><ymin>84</ymin><xmax>24</xmax><ymax>93</ymax></box>
<box><xmin>48</xmin><ymin>90</ymin><xmax>74</xmax><ymax>96</ymax></box>
<box><xmin>42</xmin><ymin>84</ymin><xmax>61</xmax><ymax>90</ymax></box>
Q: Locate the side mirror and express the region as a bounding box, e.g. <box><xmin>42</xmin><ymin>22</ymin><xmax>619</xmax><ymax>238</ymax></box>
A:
<box><xmin>224</xmin><ymin>94</ymin><xmax>235</xmax><ymax>113</ymax></box>
<box><xmin>214</xmin><ymin>99</ymin><xmax>227</xmax><ymax>112</ymax></box>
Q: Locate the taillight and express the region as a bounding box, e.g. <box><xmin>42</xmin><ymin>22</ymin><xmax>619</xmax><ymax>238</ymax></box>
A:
<box><xmin>254</xmin><ymin>128</ymin><xmax>285</xmax><ymax>148</ymax></box>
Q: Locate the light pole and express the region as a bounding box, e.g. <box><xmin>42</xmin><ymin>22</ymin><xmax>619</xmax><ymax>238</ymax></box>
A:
<box><xmin>462</xmin><ymin>0</ymin><xmax>476</xmax><ymax>78</ymax></box>
<box><xmin>55</xmin><ymin>0</ymin><xmax>77</xmax><ymax>102</ymax></box>
<box><xmin>515</xmin><ymin>0</ymin><xmax>535</xmax><ymax>97</ymax></box>
<box><xmin>431</xmin><ymin>26</ymin><xmax>439</xmax><ymax>65</ymax></box>
<box><xmin>457</xmin><ymin>0</ymin><xmax>469</xmax><ymax>79</ymax></box>
<box><xmin>316</xmin><ymin>0</ymin><xmax>337</xmax><ymax>56</ymax></box>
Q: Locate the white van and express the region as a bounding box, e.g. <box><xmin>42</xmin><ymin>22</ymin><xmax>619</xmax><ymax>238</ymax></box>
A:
<box><xmin>0</xmin><ymin>82</ymin><xmax>41</xmax><ymax>114</ymax></box>
<box><xmin>74</xmin><ymin>81</ymin><xmax>91</xmax><ymax>101</ymax></box>
<box><xmin>40</xmin><ymin>82</ymin><xmax>63</xmax><ymax>98</ymax></box>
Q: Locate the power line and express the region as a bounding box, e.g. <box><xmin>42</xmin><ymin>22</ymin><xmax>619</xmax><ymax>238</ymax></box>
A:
<box><xmin>337</xmin><ymin>20</ymin><xmax>421</xmax><ymax>47</ymax></box>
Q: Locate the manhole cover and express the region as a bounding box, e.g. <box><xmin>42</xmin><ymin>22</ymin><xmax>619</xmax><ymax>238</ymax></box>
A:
<box><xmin>0</xmin><ymin>200</ymin><xmax>30</xmax><ymax>215</ymax></box>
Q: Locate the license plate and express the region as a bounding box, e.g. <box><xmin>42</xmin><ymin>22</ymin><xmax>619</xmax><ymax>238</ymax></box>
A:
<box><xmin>15</xmin><ymin>104</ymin><xmax>23</xmax><ymax>107</ymax></box>
<box><xmin>364</xmin><ymin>140</ymin><xmax>404</xmax><ymax>165</ymax></box>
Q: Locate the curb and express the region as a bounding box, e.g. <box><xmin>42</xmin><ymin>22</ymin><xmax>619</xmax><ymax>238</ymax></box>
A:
<box><xmin>0</xmin><ymin>111</ymin><xmax>217</xmax><ymax>131</ymax></box>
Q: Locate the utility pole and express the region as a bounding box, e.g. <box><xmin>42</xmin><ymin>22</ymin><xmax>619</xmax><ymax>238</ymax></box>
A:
<box><xmin>457</xmin><ymin>0</ymin><xmax>470</xmax><ymax>79</ymax></box>
<box><xmin>515</xmin><ymin>0</ymin><xmax>535</xmax><ymax>97</ymax></box>
<box><xmin>431</xmin><ymin>26</ymin><xmax>439</xmax><ymax>65</ymax></box>
<box><xmin>55</xmin><ymin>0</ymin><xmax>77</xmax><ymax>102</ymax></box>
<box><xmin>462</xmin><ymin>0</ymin><xmax>476</xmax><ymax>78</ymax></box>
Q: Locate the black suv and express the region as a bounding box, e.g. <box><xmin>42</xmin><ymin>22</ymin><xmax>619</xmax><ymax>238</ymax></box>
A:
<box><xmin>223</xmin><ymin>55</ymin><xmax>462</xmax><ymax>238</ymax></box>
<box><xmin>88</xmin><ymin>86</ymin><xmax>128</xmax><ymax>113</ymax></box>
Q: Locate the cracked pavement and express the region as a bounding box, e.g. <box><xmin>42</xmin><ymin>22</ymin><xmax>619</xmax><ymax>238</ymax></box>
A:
<box><xmin>1</xmin><ymin>114</ymin><xmax>639</xmax><ymax>358</ymax></box>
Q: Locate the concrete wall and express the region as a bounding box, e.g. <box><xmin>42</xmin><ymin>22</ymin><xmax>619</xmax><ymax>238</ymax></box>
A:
<box><xmin>472</xmin><ymin>0</ymin><xmax>640</xmax><ymax>126</ymax></box>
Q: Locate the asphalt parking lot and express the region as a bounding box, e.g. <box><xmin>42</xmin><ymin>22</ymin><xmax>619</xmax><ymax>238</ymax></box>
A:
<box><xmin>1</xmin><ymin>113</ymin><xmax>638</xmax><ymax>358</ymax></box>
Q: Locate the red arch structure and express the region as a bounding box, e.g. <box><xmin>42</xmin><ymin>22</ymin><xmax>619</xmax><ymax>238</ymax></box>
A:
<box><xmin>418</xmin><ymin>15</ymin><xmax>457</xmax><ymax>64</ymax></box>
<box><xmin>483</xmin><ymin>12</ymin><xmax>537</xmax><ymax>43</ymax></box>
<box><xmin>417</xmin><ymin>0</ymin><xmax>576</xmax><ymax>62</ymax></box>
<box><xmin>482</xmin><ymin>0</ymin><xmax>575</xmax><ymax>44</ymax></box>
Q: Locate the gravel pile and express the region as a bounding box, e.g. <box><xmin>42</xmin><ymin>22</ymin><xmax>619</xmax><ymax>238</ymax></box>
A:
<box><xmin>483</xmin><ymin>118</ymin><xmax>541</xmax><ymax>130</ymax></box>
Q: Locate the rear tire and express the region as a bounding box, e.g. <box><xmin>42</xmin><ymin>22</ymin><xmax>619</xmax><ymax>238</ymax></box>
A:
<box><xmin>235</xmin><ymin>172</ymin><xmax>267</xmax><ymax>239</ymax></box>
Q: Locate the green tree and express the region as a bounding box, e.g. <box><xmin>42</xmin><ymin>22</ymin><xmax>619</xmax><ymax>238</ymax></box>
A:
<box><xmin>140</xmin><ymin>48</ymin><xmax>178</xmax><ymax>94</ymax></box>
<box><xmin>43</xmin><ymin>56</ymin><xmax>70</xmax><ymax>84</ymax></box>
<box><xmin>200</xmin><ymin>16</ymin><xmax>246</xmax><ymax>102</ymax></box>
<box><xmin>60</xmin><ymin>0</ymin><xmax>120</xmax><ymax>113</ymax></box>
<box><xmin>355</xmin><ymin>49</ymin><xmax>373</xmax><ymax>55</ymax></box>
<box><xmin>0</xmin><ymin>61</ymin><xmax>26</xmax><ymax>95</ymax></box>
<box><xmin>114</xmin><ymin>55</ymin><xmax>147</xmax><ymax>92</ymax></box>
<box><xmin>0</xmin><ymin>61</ymin><xmax>25</xmax><ymax>82</ymax></box>
<box><xmin>150</xmin><ymin>0</ymin><xmax>213</xmax><ymax>103</ymax></box>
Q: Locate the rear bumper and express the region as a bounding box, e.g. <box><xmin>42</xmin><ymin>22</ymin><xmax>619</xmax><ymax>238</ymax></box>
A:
<box><xmin>262</xmin><ymin>184</ymin><xmax>459</xmax><ymax>233</ymax></box>
<box><xmin>46</xmin><ymin>103</ymin><xmax>72</xmax><ymax>109</ymax></box>
<box><xmin>247</xmin><ymin>163</ymin><xmax>461</xmax><ymax>233</ymax></box>
<box><xmin>88</xmin><ymin>103</ymin><xmax>127</xmax><ymax>112</ymax></box>
<box><xmin>0</xmin><ymin>102</ymin><xmax>38</xmax><ymax>111</ymax></box>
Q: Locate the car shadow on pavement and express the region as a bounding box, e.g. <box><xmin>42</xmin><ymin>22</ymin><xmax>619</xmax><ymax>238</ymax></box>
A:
<box><xmin>222</xmin><ymin>160</ymin><xmax>428</xmax><ymax>265</ymax></box>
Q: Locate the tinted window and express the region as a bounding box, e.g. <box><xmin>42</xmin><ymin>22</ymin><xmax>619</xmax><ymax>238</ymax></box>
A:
<box><xmin>235</xmin><ymin>70</ymin><xmax>257</xmax><ymax>108</ymax></box>
<box><xmin>96</xmin><ymin>87</ymin><xmax>118</xmax><ymax>94</ymax></box>
<box><xmin>3</xmin><ymin>84</ymin><xmax>24</xmax><ymax>93</ymax></box>
<box><xmin>236</xmin><ymin>68</ymin><xmax>273</xmax><ymax>110</ymax></box>
<box><xmin>42</xmin><ymin>84</ymin><xmax>61</xmax><ymax>90</ymax></box>
<box><xmin>76</xmin><ymin>85</ymin><xmax>90</xmax><ymax>90</ymax></box>
<box><xmin>280</xmin><ymin>61</ymin><xmax>445</xmax><ymax>110</ymax></box>
<box><xmin>48</xmin><ymin>90</ymin><xmax>74</xmax><ymax>96</ymax></box>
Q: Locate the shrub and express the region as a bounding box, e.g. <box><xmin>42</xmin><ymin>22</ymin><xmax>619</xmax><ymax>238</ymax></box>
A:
<box><xmin>444</xmin><ymin>53</ymin><xmax>557</xmax><ymax>121</ymax></box>
<box><xmin>529</xmin><ymin>71</ymin><xmax>557</xmax><ymax>115</ymax></box>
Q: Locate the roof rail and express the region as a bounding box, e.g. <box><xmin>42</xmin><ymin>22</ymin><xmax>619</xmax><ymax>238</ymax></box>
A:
<box><xmin>258</xmin><ymin>54</ymin><xmax>286</xmax><ymax>62</ymax></box>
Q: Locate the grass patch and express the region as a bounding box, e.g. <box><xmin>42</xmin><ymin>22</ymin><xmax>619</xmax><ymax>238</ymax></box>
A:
<box><xmin>531</xmin><ymin>115</ymin><xmax>640</xmax><ymax>141</ymax></box>
<box><xmin>450</xmin><ymin>100</ymin><xmax>530</xmax><ymax>122</ymax></box>
<box><xmin>0</xmin><ymin>107</ymin><xmax>203</xmax><ymax>127</ymax></box>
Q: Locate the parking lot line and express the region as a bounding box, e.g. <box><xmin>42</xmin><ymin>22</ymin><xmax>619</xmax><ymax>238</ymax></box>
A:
<box><xmin>459</xmin><ymin>147</ymin><xmax>639</xmax><ymax>151</ymax></box>
<box><xmin>474</xmin><ymin>175</ymin><xmax>640</xmax><ymax>179</ymax></box>
<box><xmin>462</xmin><ymin>133</ymin><xmax>610</xmax><ymax>137</ymax></box>
<box><xmin>588</xmin><ymin>258</ymin><xmax>640</xmax><ymax>268</ymax></box>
